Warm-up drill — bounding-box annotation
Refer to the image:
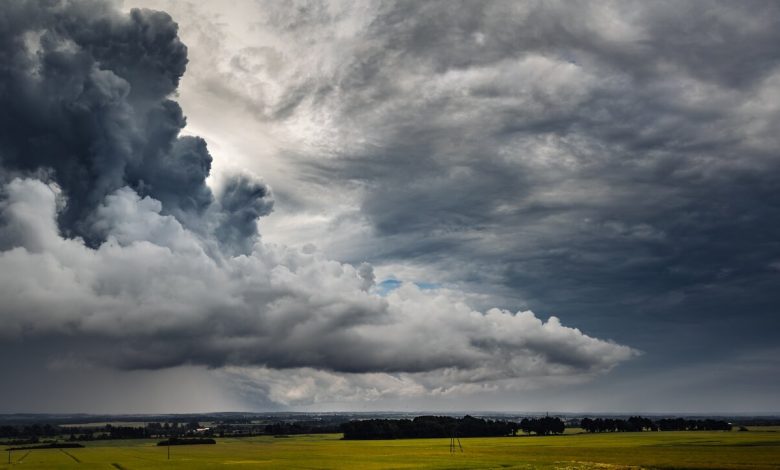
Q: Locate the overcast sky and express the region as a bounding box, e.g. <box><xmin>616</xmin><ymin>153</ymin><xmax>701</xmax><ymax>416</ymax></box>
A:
<box><xmin>1</xmin><ymin>0</ymin><xmax>779</xmax><ymax>414</ymax></box>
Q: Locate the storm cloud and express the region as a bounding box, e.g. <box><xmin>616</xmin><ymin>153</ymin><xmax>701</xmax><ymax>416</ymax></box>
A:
<box><xmin>0</xmin><ymin>0</ymin><xmax>639</xmax><ymax>409</ymax></box>
<box><xmin>98</xmin><ymin>0</ymin><xmax>780</xmax><ymax>410</ymax></box>
<box><xmin>4</xmin><ymin>0</ymin><xmax>780</xmax><ymax>411</ymax></box>
<box><xmin>159</xmin><ymin>0</ymin><xmax>780</xmax><ymax>359</ymax></box>
<box><xmin>0</xmin><ymin>0</ymin><xmax>271</xmax><ymax>253</ymax></box>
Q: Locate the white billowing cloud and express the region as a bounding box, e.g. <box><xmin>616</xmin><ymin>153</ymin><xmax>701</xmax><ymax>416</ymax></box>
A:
<box><xmin>0</xmin><ymin>177</ymin><xmax>636</xmax><ymax>404</ymax></box>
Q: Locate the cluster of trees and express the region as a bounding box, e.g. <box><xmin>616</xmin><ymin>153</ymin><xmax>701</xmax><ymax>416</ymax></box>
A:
<box><xmin>341</xmin><ymin>416</ymin><xmax>517</xmax><ymax>440</ymax></box>
<box><xmin>580</xmin><ymin>417</ymin><xmax>656</xmax><ymax>433</ymax></box>
<box><xmin>580</xmin><ymin>416</ymin><xmax>731</xmax><ymax>432</ymax></box>
<box><xmin>0</xmin><ymin>424</ymin><xmax>61</xmax><ymax>445</ymax></box>
<box><xmin>518</xmin><ymin>417</ymin><xmax>566</xmax><ymax>435</ymax></box>
<box><xmin>264</xmin><ymin>422</ymin><xmax>340</xmax><ymax>435</ymax></box>
<box><xmin>66</xmin><ymin>422</ymin><xmax>204</xmax><ymax>441</ymax></box>
<box><xmin>0</xmin><ymin>424</ymin><xmax>59</xmax><ymax>439</ymax></box>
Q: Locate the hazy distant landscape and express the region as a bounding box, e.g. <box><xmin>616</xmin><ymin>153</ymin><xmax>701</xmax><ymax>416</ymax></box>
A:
<box><xmin>2</xmin><ymin>413</ymin><xmax>780</xmax><ymax>469</ymax></box>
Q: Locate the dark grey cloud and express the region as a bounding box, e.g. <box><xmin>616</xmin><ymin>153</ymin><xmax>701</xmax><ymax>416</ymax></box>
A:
<box><xmin>216</xmin><ymin>173</ymin><xmax>274</xmax><ymax>255</ymax></box>
<box><xmin>182</xmin><ymin>0</ymin><xmax>780</xmax><ymax>388</ymax></box>
<box><xmin>0</xmin><ymin>0</ymin><xmax>270</xmax><ymax>253</ymax></box>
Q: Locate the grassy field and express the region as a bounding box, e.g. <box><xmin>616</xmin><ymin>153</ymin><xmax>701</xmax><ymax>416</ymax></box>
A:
<box><xmin>2</xmin><ymin>430</ymin><xmax>779</xmax><ymax>469</ymax></box>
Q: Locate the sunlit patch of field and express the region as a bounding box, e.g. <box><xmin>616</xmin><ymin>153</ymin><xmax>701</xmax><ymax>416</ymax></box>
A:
<box><xmin>563</xmin><ymin>426</ymin><xmax>585</xmax><ymax>434</ymax></box>
<box><xmin>2</xmin><ymin>430</ymin><xmax>779</xmax><ymax>469</ymax></box>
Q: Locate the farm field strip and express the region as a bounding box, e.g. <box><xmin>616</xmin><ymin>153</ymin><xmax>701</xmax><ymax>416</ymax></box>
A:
<box><xmin>1</xmin><ymin>431</ymin><xmax>779</xmax><ymax>469</ymax></box>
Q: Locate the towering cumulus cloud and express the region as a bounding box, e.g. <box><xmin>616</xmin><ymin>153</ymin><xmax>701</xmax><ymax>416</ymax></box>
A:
<box><xmin>0</xmin><ymin>0</ymin><xmax>635</xmax><ymax>406</ymax></box>
<box><xmin>0</xmin><ymin>0</ymin><xmax>270</xmax><ymax>250</ymax></box>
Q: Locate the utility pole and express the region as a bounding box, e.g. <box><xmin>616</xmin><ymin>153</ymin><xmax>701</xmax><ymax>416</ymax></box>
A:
<box><xmin>449</xmin><ymin>431</ymin><xmax>463</xmax><ymax>453</ymax></box>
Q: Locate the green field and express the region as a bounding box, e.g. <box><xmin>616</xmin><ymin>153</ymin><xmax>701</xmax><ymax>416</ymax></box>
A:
<box><xmin>2</xmin><ymin>430</ymin><xmax>779</xmax><ymax>469</ymax></box>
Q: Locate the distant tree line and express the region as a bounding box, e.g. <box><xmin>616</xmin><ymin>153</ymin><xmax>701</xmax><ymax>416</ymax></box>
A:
<box><xmin>341</xmin><ymin>415</ymin><xmax>518</xmax><ymax>440</ymax></box>
<box><xmin>6</xmin><ymin>442</ymin><xmax>84</xmax><ymax>451</ymax></box>
<box><xmin>518</xmin><ymin>417</ymin><xmax>566</xmax><ymax>435</ymax></box>
<box><xmin>0</xmin><ymin>424</ymin><xmax>58</xmax><ymax>439</ymax></box>
<box><xmin>580</xmin><ymin>416</ymin><xmax>731</xmax><ymax>433</ymax></box>
<box><xmin>0</xmin><ymin>419</ymin><xmax>343</xmax><ymax>444</ymax></box>
<box><xmin>0</xmin><ymin>414</ymin><xmax>737</xmax><ymax>444</ymax></box>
